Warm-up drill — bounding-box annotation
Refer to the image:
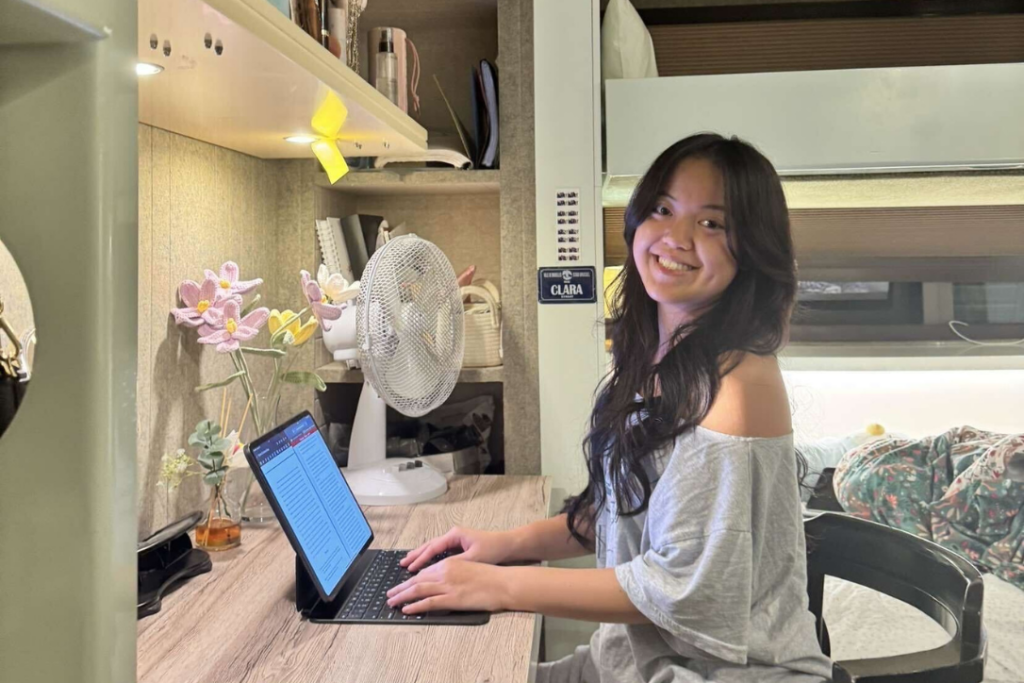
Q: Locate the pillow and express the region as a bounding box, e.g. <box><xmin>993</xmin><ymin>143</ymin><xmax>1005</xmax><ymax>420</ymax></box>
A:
<box><xmin>602</xmin><ymin>0</ymin><xmax>659</xmax><ymax>80</ymax></box>
<box><xmin>796</xmin><ymin>424</ymin><xmax>887</xmax><ymax>497</ymax></box>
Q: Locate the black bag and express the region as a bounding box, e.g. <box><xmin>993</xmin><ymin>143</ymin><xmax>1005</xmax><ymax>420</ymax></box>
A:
<box><xmin>0</xmin><ymin>300</ymin><xmax>28</xmax><ymax>439</ymax></box>
<box><xmin>0</xmin><ymin>375</ymin><xmax>27</xmax><ymax>438</ymax></box>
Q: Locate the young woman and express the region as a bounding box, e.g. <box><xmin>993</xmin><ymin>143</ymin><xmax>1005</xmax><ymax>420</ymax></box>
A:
<box><xmin>386</xmin><ymin>134</ymin><xmax>833</xmax><ymax>682</ymax></box>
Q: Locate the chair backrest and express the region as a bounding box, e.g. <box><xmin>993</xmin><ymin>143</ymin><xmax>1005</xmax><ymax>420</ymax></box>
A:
<box><xmin>804</xmin><ymin>512</ymin><xmax>986</xmax><ymax>683</ymax></box>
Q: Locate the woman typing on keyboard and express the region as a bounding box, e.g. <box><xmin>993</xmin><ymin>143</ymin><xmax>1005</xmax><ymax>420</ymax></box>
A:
<box><xmin>386</xmin><ymin>134</ymin><xmax>832</xmax><ymax>683</ymax></box>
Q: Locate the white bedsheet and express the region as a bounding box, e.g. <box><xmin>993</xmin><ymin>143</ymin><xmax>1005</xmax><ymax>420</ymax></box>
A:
<box><xmin>824</xmin><ymin>575</ymin><xmax>1024</xmax><ymax>683</ymax></box>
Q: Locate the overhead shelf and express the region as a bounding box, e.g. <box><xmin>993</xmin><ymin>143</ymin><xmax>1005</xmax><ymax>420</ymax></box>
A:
<box><xmin>317</xmin><ymin>362</ymin><xmax>504</xmax><ymax>385</ymax></box>
<box><xmin>316</xmin><ymin>169</ymin><xmax>500</xmax><ymax>195</ymax></box>
<box><xmin>0</xmin><ymin>0</ymin><xmax>105</xmax><ymax>44</ymax></box>
<box><xmin>137</xmin><ymin>0</ymin><xmax>427</xmax><ymax>159</ymax></box>
<box><xmin>605</xmin><ymin>65</ymin><xmax>1024</xmax><ymax>179</ymax></box>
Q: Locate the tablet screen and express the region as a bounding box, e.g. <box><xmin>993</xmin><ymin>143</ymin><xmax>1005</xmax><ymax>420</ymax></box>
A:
<box><xmin>248</xmin><ymin>413</ymin><xmax>372</xmax><ymax>600</ymax></box>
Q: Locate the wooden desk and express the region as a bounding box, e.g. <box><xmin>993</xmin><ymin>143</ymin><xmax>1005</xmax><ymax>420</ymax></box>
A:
<box><xmin>138</xmin><ymin>475</ymin><xmax>551</xmax><ymax>683</ymax></box>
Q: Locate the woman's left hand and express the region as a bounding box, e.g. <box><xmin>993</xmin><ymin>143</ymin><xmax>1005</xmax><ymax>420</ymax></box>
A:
<box><xmin>386</xmin><ymin>557</ymin><xmax>510</xmax><ymax>615</ymax></box>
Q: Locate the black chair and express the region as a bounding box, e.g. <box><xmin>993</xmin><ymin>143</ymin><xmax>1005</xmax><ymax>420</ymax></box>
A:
<box><xmin>804</xmin><ymin>512</ymin><xmax>986</xmax><ymax>683</ymax></box>
<box><xmin>806</xmin><ymin>468</ymin><xmax>845</xmax><ymax>513</ymax></box>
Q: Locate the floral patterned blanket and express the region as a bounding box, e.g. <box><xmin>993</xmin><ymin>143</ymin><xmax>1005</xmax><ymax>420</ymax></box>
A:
<box><xmin>834</xmin><ymin>426</ymin><xmax>1024</xmax><ymax>590</ymax></box>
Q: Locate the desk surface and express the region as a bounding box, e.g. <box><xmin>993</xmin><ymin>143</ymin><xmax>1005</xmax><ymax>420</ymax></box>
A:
<box><xmin>138</xmin><ymin>475</ymin><xmax>551</xmax><ymax>683</ymax></box>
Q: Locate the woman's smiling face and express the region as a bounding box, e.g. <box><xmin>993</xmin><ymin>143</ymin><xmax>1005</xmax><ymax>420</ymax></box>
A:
<box><xmin>632</xmin><ymin>156</ymin><xmax>738</xmax><ymax>333</ymax></box>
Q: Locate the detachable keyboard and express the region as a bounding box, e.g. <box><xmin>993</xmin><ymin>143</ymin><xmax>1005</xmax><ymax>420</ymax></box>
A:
<box><xmin>306</xmin><ymin>549</ymin><xmax>490</xmax><ymax>626</ymax></box>
<box><xmin>340</xmin><ymin>550</ymin><xmax>418</xmax><ymax>621</ymax></box>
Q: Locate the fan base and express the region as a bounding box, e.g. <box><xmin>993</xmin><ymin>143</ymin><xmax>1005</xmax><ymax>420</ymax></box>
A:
<box><xmin>342</xmin><ymin>460</ymin><xmax>448</xmax><ymax>506</ymax></box>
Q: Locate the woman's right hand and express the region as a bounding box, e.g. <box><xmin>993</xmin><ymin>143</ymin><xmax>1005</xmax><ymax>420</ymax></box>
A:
<box><xmin>400</xmin><ymin>526</ymin><xmax>517</xmax><ymax>572</ymax></box>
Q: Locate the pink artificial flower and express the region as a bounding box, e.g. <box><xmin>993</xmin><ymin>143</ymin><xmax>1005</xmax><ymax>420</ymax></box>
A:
<box><xmin>172</xmin><ymin>276</ymin><xmax>241</xmax><ymax>328</ymax></box>
<box><xmin>204</xmin><ymin>261</ymin><xmax>262</xmax><ymax>299</ymax></box>
<box><xmin>301</xmin><ymin>270</ymin><xmax>343</xmax><ymax>331</ymax></box>
<box><xmin>197</xmin><ymin>300</ymin><xmax>269</xmax><ymax>353</ymax></box>
<box><xmin>196</xmin><ymin>301</ymin><xmax>233</xmax><ymax>337</ymax></box>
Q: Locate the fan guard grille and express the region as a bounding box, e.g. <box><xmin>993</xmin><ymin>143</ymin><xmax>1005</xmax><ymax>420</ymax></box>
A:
<box><xmin>356</xmin><ymin>235</ymin><xmax>465</xmax><ymax>417</ymax></box>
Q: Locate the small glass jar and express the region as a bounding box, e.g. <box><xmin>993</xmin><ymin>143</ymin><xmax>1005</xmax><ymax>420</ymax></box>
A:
<box><xmin>195</xmin><ymin>481</ymin><xmax>242</xmax><ymax>551</ymax></box>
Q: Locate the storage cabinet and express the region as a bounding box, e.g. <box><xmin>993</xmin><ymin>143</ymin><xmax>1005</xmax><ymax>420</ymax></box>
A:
<box><xmin>312</xmin><ymin>169</ymin><xmax>508</xmax><ymax>468</ymax></box>
<box><xmin>134</xmin><ymin>0</ymin><xmax>539</xmax><ymax>536</ymax></box>
<box><xmin>305</xmin><ymin>0</ymin><xmax>538</xmax><ymax>475</ymax></box>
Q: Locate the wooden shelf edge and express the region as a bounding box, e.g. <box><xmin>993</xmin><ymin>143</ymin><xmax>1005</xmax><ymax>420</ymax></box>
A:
<box><xmin>317</xmin><ymin>362</ymin><xmax>504</xmax><ymax>384</ymax></box>
<box><xmin>316</xmin><ymin>169</ymin><xmax>501</xmax><ymax>195</ymax></box>
<box><xmin>138</xmin><ymin>0</ymin><xmax>426</xmax><ymax>158</ymax></box>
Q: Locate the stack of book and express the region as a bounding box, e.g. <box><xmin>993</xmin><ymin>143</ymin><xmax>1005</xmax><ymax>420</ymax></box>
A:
<box><xmin>375</xmin><ymin>62</ymin><xmax>499</xmax><ymax>170</ymax></box>
<box><xmin>315</xmin><ymin>214</ymin><xmax>392</xmax><ymax>282</ymax></box>
<box><xmin>269</xmin><ymin>0</ymin><xmax>353</xmax><ymax>63</ymax></box>
<box><xmin>435</xmin><ymin>60</ymin><xmax>500</xmax><ymax>170</ymax></box>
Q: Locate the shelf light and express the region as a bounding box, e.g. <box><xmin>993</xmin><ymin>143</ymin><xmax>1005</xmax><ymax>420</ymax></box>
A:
<box><xmin>136</xmin><ymin>62</ymin><xmax>164</xmax><ymax>76</ymax></box>
<box><xmin>285</xmin><ymin>135</ymin><xmax>317</xmax><ymax>144</ymax></box>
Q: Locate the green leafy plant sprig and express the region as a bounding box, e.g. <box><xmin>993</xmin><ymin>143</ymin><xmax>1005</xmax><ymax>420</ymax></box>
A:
<box><xmin>188</xmin><ymin>419</ymin><xmax>234</xmax><ymax>488</ymax></box>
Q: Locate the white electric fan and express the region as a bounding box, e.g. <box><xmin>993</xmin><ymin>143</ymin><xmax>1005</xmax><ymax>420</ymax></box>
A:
<box><xmin>324</xmin><ymin>234</ymin><xmax>464</xmax><ymax>505</ymax></box>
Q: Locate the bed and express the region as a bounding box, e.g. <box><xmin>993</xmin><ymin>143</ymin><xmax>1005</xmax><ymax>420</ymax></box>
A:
<box><xmin>807</xmin><ymin>426</ymin><xmax>1024</xmax><ymax>682</ymax></box>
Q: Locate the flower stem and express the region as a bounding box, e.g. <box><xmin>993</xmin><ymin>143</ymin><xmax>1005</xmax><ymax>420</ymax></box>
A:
<box><xmin>283</xmin><ymin>347</ymin><xmax>301</xmax><ymax>376</ymax></box>
<box><xmin>237</xmin><ymin>350</ymin><xmax>262</xmax><ymax>432</ymax></box>
<box><xmin>233</xmin><ymin>349</ymin><xmax>266</xmax><ymax>521</ymax></box>
<box><xmin>203</xmin><ymin>484</ymin><xmax>218</xmax><ymax>546</ymax></box>
<box><xmin>264</xmin><ymin>357</ymin><xmax>280</xmax><ymax>417</ymax></box>
<box><xmin>230</xmin><ymin>351</ymin><xmax>262</xmax><ymax>435</ymax></box>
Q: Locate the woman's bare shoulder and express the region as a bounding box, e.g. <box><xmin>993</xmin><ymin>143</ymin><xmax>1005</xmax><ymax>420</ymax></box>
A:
<box><xmin>701</xmin><ymin>353</ymin><xmax>792</xmax><ymax>438</ymax></box>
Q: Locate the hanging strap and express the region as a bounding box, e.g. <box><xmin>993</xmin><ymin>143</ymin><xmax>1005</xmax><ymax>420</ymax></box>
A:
<box><xmin>0</xmin><ymin>298</ymin><xmax>24</xmax><ymax>380</ymax></box>
<box><xmin>407</xmin><ymin>37</ymin><xmax>421</xmax><ymax>115</ymax></box>
<box><xmin>460</xmin><ymin>285</ymin><xmax>501</xmax><ymax>329</ymax></box>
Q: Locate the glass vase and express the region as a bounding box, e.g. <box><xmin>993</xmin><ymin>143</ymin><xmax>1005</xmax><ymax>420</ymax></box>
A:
<box><xmin>240</xmin><ymin>472</ymin><xmax>276</xmax><ymax>523</ymax></box>
<box><xmin>195</xmin><ymin>482</ymin><xmax>241</xmax><ymax>551</ymax></box>
<box><xmin>239</xmin><ymin>387</ymin><xmax>282</xmax><ymax>524</ymax></box>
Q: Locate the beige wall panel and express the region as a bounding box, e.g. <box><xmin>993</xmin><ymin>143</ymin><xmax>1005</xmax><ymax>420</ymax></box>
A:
<box><xmin>272</xmin><ymin>160</ymin><xmax>305</xmax><ymax>311</ymax></box>
<box><xmin>498</xmin><ymin>0</ymin><xmax>539</xmax><ymax>475</ymax></box>
<box><xmin>353</xmin><ymin>194</ymin><xmax>502</xmax><ymax>285</ymax></box>
<box><xmin>137</xmin><ymin>125</ymin><xmax>153</xmax><ymax>533</ymax></box>
<box><xmin>273</xmin><ymin>159</ymin><xmax>320</xmax><ymax>423</ymax></box>
<box><xmin>140</xmin><ymin>126</ymin><xmax>174</xmax><ymax>537</ymax></box>
<box><xmin>356</xmin><ymin>3</ymin><xmax>498</xmax><ymax>138</ymax></box>
<box><xmin>137</xmin><ymin>127</ymin><xmax>318</xmax><ymax>537</ymax></box>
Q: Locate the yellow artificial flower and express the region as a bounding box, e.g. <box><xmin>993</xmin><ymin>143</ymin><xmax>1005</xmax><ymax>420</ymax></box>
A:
<box><xmin>269</xmin><ymin>309</ymin><xmax>318</xmax><ymax>346</ymax></box>
<box><xmin>292</xmin><ymin>317</ymin><xmax>318</xmax><ymax>345</ymax></box>
<box><xmin>268</xmin><ymin>309</ymin><xmax>293</xmax><ymax>335</ymax></box>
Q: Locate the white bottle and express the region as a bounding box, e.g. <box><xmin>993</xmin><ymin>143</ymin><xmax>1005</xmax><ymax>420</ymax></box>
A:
<box><xmin>374</xmin><ymin>29</ymin><xmax>399</xmax><ymax>105</ymax></box>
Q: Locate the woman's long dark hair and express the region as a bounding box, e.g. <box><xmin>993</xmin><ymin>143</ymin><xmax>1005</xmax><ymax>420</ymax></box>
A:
<box><xmin>564</xmin><ymin>133</ymin><xmax>798</xmax><ymax>548</ymax></box>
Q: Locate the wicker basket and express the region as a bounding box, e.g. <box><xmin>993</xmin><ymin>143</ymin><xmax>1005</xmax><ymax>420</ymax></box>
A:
<box><xmin>460</xmin><ymin>281</ymin><xmax>502</xmax><ymax>368</ymax></box>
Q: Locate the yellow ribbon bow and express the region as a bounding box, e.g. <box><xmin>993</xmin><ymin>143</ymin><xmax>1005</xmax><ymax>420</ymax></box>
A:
<box><xmin>310</xmin><ymin>91</ymin><xmax>350</xmax><ymax>184</ymax></box>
